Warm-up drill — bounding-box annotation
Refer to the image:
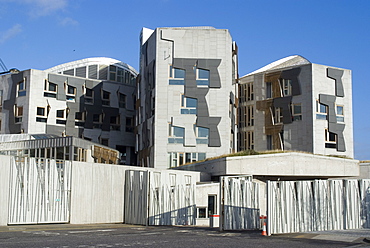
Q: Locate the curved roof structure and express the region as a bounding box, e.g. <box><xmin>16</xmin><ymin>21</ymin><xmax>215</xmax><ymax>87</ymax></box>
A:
<box><xmin>245</xmin><ymin>55</ymin><xmax>311</xmax><ymax>77</ymax></box>
<box><xmin>46</xmin><ymin>57</ymin><xmax>138</xmax><ymax>81</ymax></box>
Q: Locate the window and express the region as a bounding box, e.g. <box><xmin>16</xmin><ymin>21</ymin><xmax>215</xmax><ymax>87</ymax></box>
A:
<box><xmin>36</xmin><ymin>107</ymin><xmax>47</xmax><ymax>123</ymax></box>
<box><xmin>194</xmin><ymin>125</ymin><xmax>209</xmax><ymax>144</ymax></box>
<box><xmin>197</xmin><ymin>207</ymin><xmax>207</xmax><ymax>218</ymax></box>
<box><xmin>119</xmin><ymin>93</ymin><xmax>126</xmax><ymax>108</ymax></box>
<box><xmin>167</xmin><ymin>152</ymin><xmax>206</xmax><ymax>168</ymax></box>
<box><xmin>267</xmin><ymin>135</ymin><xmax>272</xmax><ymax>150</ymax></box>
<box><xmin>117</xmin><ymin>68</ymin><xmax>125</xmax><ymax>83</ymax></box>
<box><xmin>66</xmin><ymin>85</ymin><xmax>76</xmax><ymax>101</ymax></box>
<box><xmin>242</xmin><ymin>131</ymin><xmax>254</xmax><ymax>150</ymax></box>
<box><xmin>75</xmin><ymin>112</ymin><xmax>86</xmax><ymax>127</ymax></box>
<box><xmin>196</xmin><ymin>68</ymin><xmax>209</xmax><ymax>87</ymax></box>
<box><xmin>44</xmin><ymin>81</ymin><xmax>57</xmax><ymax>98</ymax></box>
<box><xmin>280</xmin><ymin>79</ymin><xmax>292</xmax><ymax>96</ymax></box>
<box><xmin>168</xmin><ymin>124</ymin><xmax>185</xmax><ymax>144</ymax></box>
<box><xmin>15</xmin><ymin>105</ymin><xmax>23</xmax><ymax>123</ymax></box>
<box><xmin>336</xmin><ymin>105</ymin><xmax>344</xmax><ymax>122</ymax></box>
<box><xmin>316</xmin><ymin>100</ymin><xmax>328</xmax><ymax>120</ymax></box>
<box><xmin>239</xmin><ymin>82</ymin><xmax>254</xmax><ymax>102</ymax></box>
<box><xmin>325</xmin><ymin>129</ymin><xmax>337</xmax><ymax>149</ymax></box>
<box><xmin>110</xmin><ymin>115</ymin><xmax>120</xmax><ymax>131</ymax></box>
<box><xmin>56</xmin><ymin>109</ymin><xmax>66</xmax><ymax>125</ymax></box>
<box><xmin>266</xmin><ymin>82</ymin><xmax>272</xmax><ymax>99</ymax></box>
<box><xmin>181</xmin><ymin>95</ymin><xmax>197</xmax><ymax>114</ymax></box>
<box><xmin>126</xmin><ymin>117</ymin><xmax>134</xmax><ymax>132</ymax></box>
<box><xmin>17</xmin><ymin>78</ymin><xmax>26</xmax><ymax>97</ymax></box>
<box><xmin>93</xmin><ymin>113</ymin><xmax>103</xmax><ymax>129</ymax></box>
<box><xmin>37</xmin><ymin>107</ymin><xmax>45</xmax><ymax>116</ymax></box>
<box><xmin>109</xmin><ymin>65</ymin><xmax>117</xmax><ymax>81</ymax></box>
<box><xmin>169</xmin><ymin>65</ymin><xmax>185</xmax><ymax>85</ymax></box>
<box><xmin>292</xmin><ymin>103</ymin><xmax>302</xmax><ymax>121</ymax></box>
<box><xmin>102</xmin><ymin>90</ymin><xmax>110</xmax><ymax>106</ymax></box>
<box><xmin>273</xmin><ymin>107</ymin><xmax>283</xmax><ymax>124</ymax></box>
<box><xmin>84</xmin><ymin>87</ymin><xmax>94</xmax><ymax>104</ymax></box>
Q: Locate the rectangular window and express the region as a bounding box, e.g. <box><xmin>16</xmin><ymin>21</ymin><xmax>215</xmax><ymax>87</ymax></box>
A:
<box><xmin>93</xmin><ymin>113</ymin><xmax>103</xmax><ymax>129</ymax></box>
<box><xmin>169</xmin><ymin>65</ymin><xmax>185</xmax><ymax>85</ymax></box>
<box><xmin>274</xmin><ymin>107</ymin><xmax>283</xmax><ymax>124</ymax></box>
<box><xmin>194</xmin><ymin>125</ymin><xmax>209</xmax><ymax>144</ymax></box>
<box><xmin>197</xmin><ymin>207</ymin><xmax>207</xmax><ymax>218</ymax></box>
<box><xmin>168</xmin><ymin>123</ymin><xmax>185</xmax><ymax>144</ymax></box>
<box><xmin>267</xmin><ymin>135</ymin><xmax>272</xmax><ymax>150</ymax></box>
<box><xmin>56</xmin><ymin>109</ymin><xmax>66</xmax><ymax>125</ymax></box>
<box><xmin>66</xmin><ymin>85</ymin><xmax>76</xmax><ymax>101</ymax></box>
<box><xmin>44</xmin><ymin>81</ymin><xmax>58</xmax><ymax>98</ymax></box>
<box><xmin>167</xmin><ymin>152</ymin><xmax>206</xmax><ymax>168</ymax></box>
<box><xmin>181</xmin><ymin>95</ymin><xmax>197</xmax><ymax>115</ymax></box>
<box><xmin>75</xmin><ymin>111</ymin><xmax>86</xmax><ymax>126</ymax></box>
<box><xmin>15</xmin><ymin>105</ymin><xmax>23</xmax><ymax>123</ymax></box>
<box><xmin>336</xmin><ymin>105</ymin><xmax>344</xmax><ymax>122</ymax></box>
<box><xmin>110</xmin><ymin>115</ymin><xmax>120</xmax><ymax>131</ymax></box>
<box><xmin>0</xmin><ymin>90</ymin><xmax>3</xmax><ymax>106</ymax></box>
<box><xmin>196</xmin><ymin>68</ymin><xmax>209</xmax><ymax>87</ymax></box>
<box><xmin>17</xmin><ymin>78</ymin><xmax>26</xmax><ymax>97</ymax></box>
<box><xmin>280</xmin><ymin>79</ymin><xmax>292</xmax><ymax>96</ymax></box>
<box><xmin>316</xmin><ymin>100</ymin><xmax>328</xmax><ymax>120</ymax></box>
<box><xmin>325</xmin><ymin>129</ymin><xmax>337</xmax><ymax>149</ymax></box>
<box><xmin>102</xmin><ymin>90</ymin><xmax>110</xmax><ymax>106</ymax></box>
<box><xmin>117</xmin><ymin>68</ymin><xmax>124</xmax><ymax>83</ymax></box>
<box><xmin>84</xmin><ymin>87</ymin><xmax>94</xmax><ymax>104</ymax></box>
<box><xmin>292</xmin><ymin>103</ymin><xmax>302</xmax><ymax>121</ymax></box>
<box><xmin>36</xmin><ymin>107</ymin><xmax>47</xmax><ymax>122</ymax></box>
<box><xmin>119</xmin><ymin>93</ymin><xmax>126</xmax><ymax>108</ymax></box>
<box><xmin>37</xmin><ymin>107</ymin><xmax>45</xmax><ymax>116</ymax></box>
<box><xmin>125</xmin><ymin>117</ymin><xmax>134</xmax><ymax>132</ymax></box>
<box><xmin>109</xmin><ymin>65</ymin><xmax>117</xmax><ymax>81</ymax></box>
<box><xmin>266</xmin><ymin>82</ymin><xmax>272</xmax><ymax>99</ymax></box>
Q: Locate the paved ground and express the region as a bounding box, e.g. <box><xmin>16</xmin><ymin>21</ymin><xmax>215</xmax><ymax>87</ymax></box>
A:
<box><xmin>0</xmin><ymin>224</ymin><xmax>369</xmax><ymax>247</ymax></box>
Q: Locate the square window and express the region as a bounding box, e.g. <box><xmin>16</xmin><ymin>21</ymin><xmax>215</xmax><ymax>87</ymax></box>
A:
<box><xmin>48</xmin><ymin>83</ymin><xmax>57</xmax><ymax>92</ymax></box>
<box><xmin>37</xmin><ymin>107</ymin><xmax>45</xmax><ymax>116</ymax></box>
<box><xmin>56</xmin><ymin>110</ymin><xmax>64</xmax><ymax>118</ymax></box>
<box><xmin>67</xmin><ymin>85</ymin><xmax>76</xmax><ymax>95</ymax></box>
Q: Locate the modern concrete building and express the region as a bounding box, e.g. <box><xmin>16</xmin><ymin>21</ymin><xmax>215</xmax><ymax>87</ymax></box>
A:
<box><xmin>0</xmin><ymin>57</ymin><xmax>138</xmax><ymax>164</ymax></box>
<box><xmin>137</xmin><ymin>27</ymin><xmax>238</xmax><ymax>169</ymax></box>
<box><xmin>237</xmin><ymin>55</ymin><xmax>354</xmax><ymax>158</ymax></box>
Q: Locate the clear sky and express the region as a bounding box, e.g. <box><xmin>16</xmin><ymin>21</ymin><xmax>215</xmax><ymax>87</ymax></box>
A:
<box><xmin>0</xmin><ymin>0</ymin><xmax>369</xmax><ymax>160</ymax></box>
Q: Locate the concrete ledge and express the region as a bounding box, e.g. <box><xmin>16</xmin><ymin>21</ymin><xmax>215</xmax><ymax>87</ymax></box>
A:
<box><xmin>176</xmin><ymin>152</ymin><xmax>359</xmax><ymax>178</ymax></box>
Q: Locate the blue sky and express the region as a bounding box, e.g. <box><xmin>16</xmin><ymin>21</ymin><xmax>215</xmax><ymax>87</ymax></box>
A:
<box><xmin>0</xmin><ymin>0</ymin><xmax>369</xmax><ymax>160</ymax></box>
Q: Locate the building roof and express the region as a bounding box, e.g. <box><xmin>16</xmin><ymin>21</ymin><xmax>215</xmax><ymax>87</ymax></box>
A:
<box><xmin>243</xmin><ymin>55</ymin><xmax>311</xmax><ymax>77</ymax></box>
<box><xmin>46</xmin><ymin>57</ymin><xmax>138</xmax><ymax>76</ymax></box>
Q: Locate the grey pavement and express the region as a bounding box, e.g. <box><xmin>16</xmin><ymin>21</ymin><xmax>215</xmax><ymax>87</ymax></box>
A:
<box><xmin>0</xmin><ymin>224</ymin><xmax>369</xmax><ymax>247</ymax></box>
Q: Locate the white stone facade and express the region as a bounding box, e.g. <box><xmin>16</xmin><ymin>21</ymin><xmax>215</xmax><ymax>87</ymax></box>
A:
<box><xmin>137</xmin><ymin>27</ymin><xmax>238</xmax><ymax>169</ymax></box>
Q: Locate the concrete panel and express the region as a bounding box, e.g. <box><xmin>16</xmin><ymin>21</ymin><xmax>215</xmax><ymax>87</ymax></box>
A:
<box><xmin>70</xmin><ymin>162</ymin><xmax>126</xmax><ymax>224</ymax></box>
<box><xmin>327</xmin><ymin>68</ymin><xmax>344</xmax><ymax>97</ymax></box>
<box><xmin>0</xmin><ymin>156</ymin><xmax>11</xmax><ymax>226</ymax></box>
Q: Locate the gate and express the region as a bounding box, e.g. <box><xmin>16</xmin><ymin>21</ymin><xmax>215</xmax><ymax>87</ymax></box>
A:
<box><xmin>124</xmin><ymin>170</ymin><xmax>196</xmax><ymax>225</ymax></box>
<box><xmin>8</xmin><ymin>157</ymin><xmax>72</xmax><ymax>224</ymax></box>
<box><xmin>220</xmin><ymin>176</ymin><xmax>260</xmax><ymax>230</ymax></box>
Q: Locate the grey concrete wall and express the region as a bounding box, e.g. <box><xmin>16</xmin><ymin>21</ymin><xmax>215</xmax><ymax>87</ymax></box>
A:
<box><xmin>70</xmin><ymin>162</ymin><xmax>201</xmax><ymax>224</ymax></box>
<box><xmin>0</xmin><ymin>156</ymin><xmax>11</xmax><ymax>226</ymax></box>
<box><xmin>358</xmin><ymin>163</ymin><xmax>370</xmax><ymax>179</ymax></box>
<box><xmin>70</xmin><ymin>162</ymin><xmax>126</xmax><ymax>224</ymax></box>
